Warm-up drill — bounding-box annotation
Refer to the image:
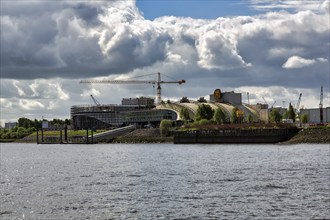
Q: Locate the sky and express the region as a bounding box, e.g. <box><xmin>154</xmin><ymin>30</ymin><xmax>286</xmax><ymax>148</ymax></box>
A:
<box><xmin>0</xmin><ymin>0</ymin><xmax>329</xmax><ymax>125</ymax></box>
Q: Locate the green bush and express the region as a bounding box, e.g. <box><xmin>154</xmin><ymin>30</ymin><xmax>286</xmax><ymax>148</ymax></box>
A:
<box><xmin>199</xmin><ymin>119</ymin><xmax>212</xmax><ymax>126</ymax></box>
<box><xmin>0</xmin><ymin>126</ymin><xmax>36</xmax><ymax>140</ymax></box>
<box><xmin>180</xmin><ymin>108</ymin><xmax>190</xmax><ymax>121</ymax></box>
<box><xmin>300</xmin><ymin>114</ymin><xmax>308</xmax><ymax>123</ymax></box>
<box><xmin>213</xmin><ymin>108</ymin><xmax>226</xmax><ymax>124</ymax></box>
<box><xmin>160</xmin><ymin>120</ymin><xmax>173</xmax><ymax>137</ymax></box>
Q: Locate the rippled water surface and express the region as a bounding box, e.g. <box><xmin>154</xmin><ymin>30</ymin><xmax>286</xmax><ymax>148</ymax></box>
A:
<box><xmin>1</xmin><ymin>143</ymin><xmax>329</xmax><ymax>219</ymax></box>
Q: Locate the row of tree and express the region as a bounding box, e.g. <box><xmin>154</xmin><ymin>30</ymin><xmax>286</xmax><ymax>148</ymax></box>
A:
<box><xmin>180</xmin><ymin>103</ymin><xmax>308</xmax><ymax>125</ymax></box>
<box><xmin>1</xmin><ymin>117</ymin><xmax>71</xmax><ymax>140</ymax></box>
<box><xmin>179</xmin><ymin>104</ymin><xmax>253</xmax><ymax>125</ymax></box>
<box><xmin>16</xmin><ymin>117</ymin><xmax>71</xmax><ymax>129</ymax></box>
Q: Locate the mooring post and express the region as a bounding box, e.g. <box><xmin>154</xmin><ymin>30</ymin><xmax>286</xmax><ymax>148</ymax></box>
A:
<box><xmin>91</xmin><ymin>129</ymin><xmax>93</xmax><ymax>144</ymax></box>
<box><xmin>64</xmin><ymin>125</ymin><xmax>68</xmax><ymax>143</ymax></box>
<box><xmin>41</xmin><ymin>128</ymin><xmax>44</xmax><ymax>143</ymax></box>
<box><xmin>86</xmin><ymin>129</ymin><xmax>89</xmax><ymax>144</ymax></box>
<box><xmin>60</xmin><ymin>129</ymin><xmax>63</xmax><ymax>144</ymax></box>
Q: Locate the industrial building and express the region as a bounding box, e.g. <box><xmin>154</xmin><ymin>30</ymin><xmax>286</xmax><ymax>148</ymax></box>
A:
<box><xmin>300</xmin><ymin>107</ymin><xmax>330</xmax><ymax>124</ymax></box>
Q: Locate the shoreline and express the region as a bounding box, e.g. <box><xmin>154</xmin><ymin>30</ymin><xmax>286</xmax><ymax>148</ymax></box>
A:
<box><xmin>2</xmin><ymin>127</ymin><xmax>330</xmax><ymax>144</ymax></box>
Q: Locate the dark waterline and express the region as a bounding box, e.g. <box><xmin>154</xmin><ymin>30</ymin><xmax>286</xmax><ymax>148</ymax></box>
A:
<box><xmin>1</xmin><ymin>143</ymin><xmax>329</xmax><ymax>219</ymax></box>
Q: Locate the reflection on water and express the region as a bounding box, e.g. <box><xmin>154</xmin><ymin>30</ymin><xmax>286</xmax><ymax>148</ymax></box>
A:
<box><xmin>1</xmin><ymin>143</ymin><xmax>329</xmax><ymax>219</ymax></box>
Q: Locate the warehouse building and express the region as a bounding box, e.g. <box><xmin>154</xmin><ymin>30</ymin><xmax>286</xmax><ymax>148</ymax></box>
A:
<box><xmin>300</xmin><ymin>107</ymin><xmax>330</xmax><ymax>124</ymax></box>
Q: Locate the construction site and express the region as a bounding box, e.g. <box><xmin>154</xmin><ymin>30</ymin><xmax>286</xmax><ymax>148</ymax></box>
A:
<box><xmin>71</xmin><ymin>73</ymin><xmax>329</xmax><ymax>130</ymax></box>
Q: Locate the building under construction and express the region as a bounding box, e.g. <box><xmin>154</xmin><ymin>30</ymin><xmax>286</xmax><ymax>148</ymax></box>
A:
<box><xmin>71</xmin><ymin>97</ymin><xmax>177</xmax><ymax>129</ymax></box>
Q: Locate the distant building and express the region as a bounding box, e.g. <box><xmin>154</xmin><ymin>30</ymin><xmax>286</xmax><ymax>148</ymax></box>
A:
<box><xmin>300</xmin><ymin>107</ymin><xmax>330</xmax><ymax>123</ymax></box>
<box><xmin>5</xmin><ymin>122</ymin><xmax>18</xmax><ymax>130</ymax></box>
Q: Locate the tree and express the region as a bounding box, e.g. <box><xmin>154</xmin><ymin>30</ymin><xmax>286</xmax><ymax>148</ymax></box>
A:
<box><xmin>213</xmin><ymin>108</ymin><xmax>226</xmax><ymax>124</ymax></box>
<box><xmin>18</xmin><ymin>117</ymin><xmax>33</xmax><ymax>129</ymax></box>
<box><xmin>247</xmin><ymin>114</ymin><xmax>253</xmax><ymax>123</ymax></box>
<box><xmin>50</xmin><ymin>119</ymin><xmax>65</xmax><ymax>125</ymax></box>
<box><xmin>34</xmin><ymin>119</ymin><xmax>41</xmax><ymax>129</ymax></box>
<box><xmin>269</xmin><ymin>109</ymin><xmax>282</xmax><ymax>123</ymax></box>
<box><xmin>160</xmin><ymin>120</ymin><xmax>173</xmax><ymax>137</ymax></box>
<box><xmin>180</xmin><ymin>108</ymin><xmax>190</xmax><ymax>121</ymax></box>
<box><xmin>301</xmin><ymin>114</ymin><xmax>308</xmax><ymax>124</ymax></box>
<box><xmin>195</xmin><ymin>104</ymin><xmax>214</xmax><ymax>121</ymax></box>
<box><xmin>65</xmin><ymin>119</ymin><xmax>71</xmax><ymax>125</ymax></box>
<box><xmin>231</xmin><ymin>107</ymin><xmax>239</xmax><ymax>123</ymax></box>
<box><xmin>286</xmin><ymin>103</ymin><xmax>296</xmax><ymax>122</ymax></box>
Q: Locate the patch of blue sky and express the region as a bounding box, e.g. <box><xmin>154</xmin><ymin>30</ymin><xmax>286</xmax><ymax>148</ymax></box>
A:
<box><xmin>136</xmin><ymin>0</ymin><xmax>258</xmax><ymax>20</ymax></box>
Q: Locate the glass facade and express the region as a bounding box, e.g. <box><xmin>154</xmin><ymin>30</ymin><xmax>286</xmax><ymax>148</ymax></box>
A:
<box><xmin>71</xmin><ymin>104</ymin><xmax>177</xmax><ymax>129</ymax></box>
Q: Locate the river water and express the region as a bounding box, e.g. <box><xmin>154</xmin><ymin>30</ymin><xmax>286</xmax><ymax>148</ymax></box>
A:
<box><xmin>0</xmin><ymin>143</ymin><xmax>329</xmax><ymax>219</ymax></box>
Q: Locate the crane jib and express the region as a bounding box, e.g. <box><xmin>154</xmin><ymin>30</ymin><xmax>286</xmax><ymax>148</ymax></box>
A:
<box><xmin>79</xmin><ymin>73</ymin><xmax>186</xmax><ymax>104</ymax></box>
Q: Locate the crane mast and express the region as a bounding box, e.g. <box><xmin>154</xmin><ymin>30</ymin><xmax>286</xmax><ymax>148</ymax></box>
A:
<box><xmin>319</xmin><ymin>86</ymin><xmax>323</xmax><ymax>123</ymax></box>
<box><xmin>80</xmin><ymin>72</ymin><xmax>185</xmax><ymax>104</ymax></box>
<box><xmin>295</xmin><ymin>93</ymin><xmax>302</xmax><ymax>113</ymax></box>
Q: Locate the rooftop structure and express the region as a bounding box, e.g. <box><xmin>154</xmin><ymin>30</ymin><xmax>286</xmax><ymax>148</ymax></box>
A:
<box><xmin>121</xmin><ymin>97</ymin><xmax>155</xmax><ymax>107</ymax></box>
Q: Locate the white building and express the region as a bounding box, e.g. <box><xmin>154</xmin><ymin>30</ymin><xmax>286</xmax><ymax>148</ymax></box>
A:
<box><xmin>5</xmin><ymin>122</ymin><xmax>18</xmax><ymax>130</ymax></box>
<box><xmin>300</xmin><ymin>107</ymin><xmax>330</xmax><ymax>123</ymax></box>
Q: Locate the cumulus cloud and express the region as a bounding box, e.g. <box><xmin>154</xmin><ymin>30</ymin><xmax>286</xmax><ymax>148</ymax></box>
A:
<box><xmin>282</xmin><ymin>56</ymin><xmax>327</xmax><ymax>68</ymax></box>
<box><xmin>19</xmin><ymin>99</ymin><xmax>45</xmax><ymax>110</ymax></box>
<box><xmin>1</xmin><ymin>0</ymin><xmax>328</xmax><ymax>79</ymax></box>
<box><xmin>250</xmin><ymin>0</ymin><xmax>329</xmax><ymax>13</ymax></box>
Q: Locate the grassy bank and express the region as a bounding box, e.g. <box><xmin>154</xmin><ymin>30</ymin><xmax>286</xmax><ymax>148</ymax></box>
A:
<box><xmin>113</xmin><ymin>128</ymin><xmax>173</xmax><ymax>143</ymax></box>
<box><xmin>284</xmin><ymin>127</ymin><xmax>330</xmax><ymax>144</ymax></box>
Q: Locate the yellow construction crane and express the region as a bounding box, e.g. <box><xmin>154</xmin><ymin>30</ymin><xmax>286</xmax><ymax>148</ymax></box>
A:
<box><xmin>80</xmin><ymin>72</ymin><xmax>186</xmax><ymax>104</ymax></box>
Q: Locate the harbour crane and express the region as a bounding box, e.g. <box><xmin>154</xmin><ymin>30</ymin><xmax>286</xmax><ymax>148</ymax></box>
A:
<box><xmin>271</xmin><ymin>101</ymin><xmax>276</xmax><ymax>108</ymax></box>
<box><xmin>295</xmin><ymin>93</ymin><xmax>302</xmax><ymax>113</ymax></box>
<box><xmin>319</xmin><ymin>86</ymin><xmax>323</xmax><ymax>123</ymax></box>
<box><xmin>90</xmin><ymin>94</ymin><xmax>101</xmax><ymax>105</ymax></box>
<box><xmin>262</xmin><ymin>96</ymin><xmax>268</xmax><ymax>105</ymax></box>
<box><xmin>80</xmin><ymin>72</ymin><xmax>186</xmax><ymax>104</ymax></box>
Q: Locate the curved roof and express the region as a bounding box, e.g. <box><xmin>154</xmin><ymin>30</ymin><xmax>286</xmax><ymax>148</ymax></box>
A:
<box><xmin>157</xmin><ymin>101</ymin><xmax>260</xmax><ymax>121</ymax></box>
